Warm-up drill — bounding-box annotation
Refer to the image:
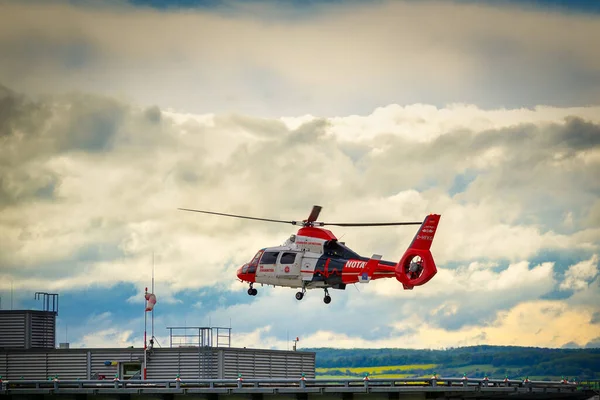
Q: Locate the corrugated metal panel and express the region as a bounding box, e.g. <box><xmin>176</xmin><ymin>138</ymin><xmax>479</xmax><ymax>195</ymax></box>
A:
<box><xmin>198</xmin><ymin>348</ymin><xmax>218</xmax><ymax>379</ymax></box>
<box><xmin>0</xmin><ymin>347</ymin><xmax>315</xmax><ymax>380</ymax></box>
<box><xmin>0</xmin><ymin>352</ymin><xmax>7</xmax><ymax>377</ymax></box>
<box><xmin>6</xmin><ymin>352</ymin><xmax>47</xmax><ymax>380</ymax></box>
<box><xmin>222</xmin><ymin>348</ymin><xmax>315</xmax><ymax>379</ymax></box>
<box><xmin>47</xmin><ymin>351</ymin><xmax>87</xmax><ymax>379</ymax></box>
<box><xmin>0</xmin><ymin>314</ymin><xmax>25</xmax><ymax>348</ymax></box>
<box><xmin>146</xmin><ymin>349</ymin><xmax>181</xmax><ymax>379</ymax></box>
<box><xmin>90</xmin><ymin>350</ymin><xmax>144</xmax><ymax>378</ymax></box>
<box><xmin>0</xmin><ymin>311</ymin><xmax>56</xmax><ymax>349</ymax></box>
<box><xmin>30</xmin><ymin>313</ymin><xmax>55</xmax><ymax>349</ymax></box>
<box><xmin>146</xmin><ymin>348</ymin><xmax>218</xmax><ymax>379</ymax></box>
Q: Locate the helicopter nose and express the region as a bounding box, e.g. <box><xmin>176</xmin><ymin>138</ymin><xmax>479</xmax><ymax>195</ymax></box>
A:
<box><xmin>237</xmin><ymin>264</ymin><xmax>255</xmax><ymax>282</ymax></box>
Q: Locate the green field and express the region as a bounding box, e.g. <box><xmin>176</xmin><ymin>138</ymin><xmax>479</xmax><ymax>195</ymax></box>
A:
<box><xmin>316</xmin><ymin>364</ymin><xmax>541</xmax><ymax>380</ymax></box>
<box><xmin>316</xmin><ymin>374</ymin><xmax>414</xmax><ymax>380</ymax></box>
<box><xmin>309</xmin><ymin>346</ymin><xmax>599</xmax><ymax>381</ymax></box>
<box><xmin>316</xmin><ymin>364</ymin><xmax>437</xmax><ymax>378</ymax></box>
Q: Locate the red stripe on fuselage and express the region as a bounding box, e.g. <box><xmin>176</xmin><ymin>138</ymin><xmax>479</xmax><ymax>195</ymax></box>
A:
<box><xmin>341</xmin><ymin>260</ymin><xmax>395</xmax><ymax>283</ymax></box>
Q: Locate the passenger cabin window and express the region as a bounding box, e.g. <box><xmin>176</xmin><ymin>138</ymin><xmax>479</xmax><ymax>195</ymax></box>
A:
<box><xmin>260</xmin><ymin>251</ymin><xmax>279</xmax><ymax>265</ymax></box>
<box><xmin>280</xmin><ymin>252</ymin><xmax>297</xmax><ymax>264</ymax></box>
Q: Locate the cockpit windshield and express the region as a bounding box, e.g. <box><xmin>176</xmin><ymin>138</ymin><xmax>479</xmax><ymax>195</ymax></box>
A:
<box><xmin>250</xmin><ymin>250</ymin><xmax>263</xmax><ymax>266</ymax></box>
<box><xmin>241</xmin><ymin>250</ymin><xmax>263</xmax><ymax>274</ymax></box>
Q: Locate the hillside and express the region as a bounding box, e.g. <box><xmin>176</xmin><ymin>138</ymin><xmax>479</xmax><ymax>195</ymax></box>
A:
<box><xmin>304</xmin><ymin>345</ymin><xmax>600</xmax><ymax>380</ymax></box>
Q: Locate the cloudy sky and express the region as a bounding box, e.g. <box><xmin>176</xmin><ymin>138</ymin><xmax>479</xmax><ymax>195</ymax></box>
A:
<box><xmin>0</xmin><ymin>0</ymin><xmax>599</xmax><ymax>352</ymax></box>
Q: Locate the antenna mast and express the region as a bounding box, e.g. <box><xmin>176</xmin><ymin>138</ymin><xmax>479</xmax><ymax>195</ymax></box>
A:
<box><xmin>152</xmin><ymin>251</ymin><xmax>155</xmax><ymax>341</ymax></box>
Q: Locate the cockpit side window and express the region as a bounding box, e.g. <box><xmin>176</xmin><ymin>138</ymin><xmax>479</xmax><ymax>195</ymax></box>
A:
<box><xmin>280</xmin><ymin>252</ymin><xmax>297</xmax><ymax>264</ymax></box>
<box><xmin>260</xmin><ymin>251</ymin><xmax>279</xmax><ymax>265</ymax></box>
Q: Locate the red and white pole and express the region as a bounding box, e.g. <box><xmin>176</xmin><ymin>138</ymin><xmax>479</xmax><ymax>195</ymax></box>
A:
<box><xmin>143</xmin><ymin>287</ymin><xmax>148</xmax><ymax>380</ymax></box>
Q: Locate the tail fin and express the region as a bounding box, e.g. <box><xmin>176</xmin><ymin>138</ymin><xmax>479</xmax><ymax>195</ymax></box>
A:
<box><xmin>395</xmin><ymin>214</ymin><xmax>441</xmax><ymax>289</ymax></box>
<box><xmin>358</xmin><ymin>254</ymin><xmax>382</xmax><ymax>283</ymax></box>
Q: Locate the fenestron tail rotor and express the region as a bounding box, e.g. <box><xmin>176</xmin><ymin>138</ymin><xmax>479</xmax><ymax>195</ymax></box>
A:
<box><xmin>178</xmin><ymin>205</ymin><xmax>422</xmax><ymax>227</ymax></box>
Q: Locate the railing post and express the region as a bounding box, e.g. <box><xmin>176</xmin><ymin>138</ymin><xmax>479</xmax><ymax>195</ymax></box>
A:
<box><xmin>523</xmin><ymin>377</ymin><xmax>531</xmax><ymax>392</ymax></box>
<box><xmin>430</xmin><ymin>372</ymin><xmax>437</xmax><ymax>387</ymax></box>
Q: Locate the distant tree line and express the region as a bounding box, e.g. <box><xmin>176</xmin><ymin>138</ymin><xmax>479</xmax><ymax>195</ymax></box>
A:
<box><xmin>306</xmin><ymin>345</ymin><xmax>600</xmax><ymax>379</ymax></box>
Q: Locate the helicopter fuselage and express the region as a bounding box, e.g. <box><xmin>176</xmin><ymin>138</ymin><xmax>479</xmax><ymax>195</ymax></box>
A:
<box><xmin>237</xmin><ymin>227</ymin><xmax>397</xmax><ymax>290</ymax></box>
<box><xmin>180</xmin><ymin>205</ymin><xmax>440</xmax><ymax>304</ymax></box>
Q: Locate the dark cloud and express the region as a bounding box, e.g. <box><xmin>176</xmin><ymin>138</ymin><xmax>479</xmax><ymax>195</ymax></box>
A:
<box><xmin>287</xmin><ymin>119</ymin><xmax>329</xmax><ymax>145</ymax></box>
<box><xmin>144</xmin><ymin>105</ymin><xmax>162</xmax><ymax>124</ymax></box>
<box><xmin>585</xmin><ymin>337</ymin><xmax>600</xmax><ymax>348</ymax></box>
<box><xmin>555</xmin><ymin>117</ymin><xmax>600</xmax><ymax>150</ymax></box>
<box><xmin>0</xmin><ymin>170</ymin><xmax>61</xmax><ymax>207</ymax></box>
<box><xmin>0</xmin><ymin>84</ymin><xmax>181</xmax><ymax>209</ymax></box>
<box><xmin>2</xmin><ymin>1</ymin><xmax>599</xmax><ymax>116</ymax></box>
<box><xmin>444</xmin><ymin>118</ymin><xmax>600</xmax><ymax>231</ymax></box>
<box><xmin>0</xmin><ymin>84</ymin><xmax>51</xmax><ymax>141</ymax></box>
<box><xmin>51</xmin><ymin>94</ymin><xmax>126</xmax><ymax>152</ymax></box>
<box><xmin>561</xmin><ymin>341</ymin><xmax>580</xmax><ymax>349</ymax></box>
<box><xmin>0</xmin><ymin>85</ymin><xmax>125</xmax><ymax>156</ymax></box>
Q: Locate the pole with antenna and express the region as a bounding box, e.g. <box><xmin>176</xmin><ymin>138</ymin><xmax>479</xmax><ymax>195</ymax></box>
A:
<box><xmin>152</xmin><ymin>252</ymin><xmax>155</xmax><ymax>344</ymax></box>
<box><xmin>144</xmin><ymin>286</ymin><xmax>147</xmax><ymax>380</ymax></box>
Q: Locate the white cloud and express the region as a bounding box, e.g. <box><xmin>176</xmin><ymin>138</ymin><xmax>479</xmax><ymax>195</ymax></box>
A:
<box><xmin>1</xmin><ymin>75</ymin><xmax>599</xmax><ymax>350</ymax></box>
<box><xmin>72</xmin><ymin>328</ymin><xmax>136</xmax><ymax>348</ymax></box>
<box><xmin>1</xmin><ymin>95</ymin><xmax>599</xmax><ymax>294</ymax></box>
<box><xmin>327</xmin><ymin>104</ymin><xmax>600</xmax><ymax>142</ymax></box>
<box><xmin>291</xmin><ymin>300</ymin><xmax>599</xmax><ymax>349</ymax></box>
<box><xmin>371</xmin><ymin>260</ymin><xmax>554</xmax><ymax>300</ymax></box>
<box><xmin>560</xmin><ymin>254</ymin><xmax>599</xmax><ymax>290</ymax></box>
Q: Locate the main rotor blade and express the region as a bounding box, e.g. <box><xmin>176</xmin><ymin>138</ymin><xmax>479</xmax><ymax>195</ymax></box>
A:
<box><xmin>319</xmin><ymin>221</ymin><xmax>422</xmax><ymax>227</ymax></box>
<box><xmin>178</xmin><ymin>208</ymin><xmax>298</xmax><ymax>225</ymax></box>
<box><xmin>305</xmin><ymin>205</ymin><xmax>322</xmax><ymax>223</ymax></box>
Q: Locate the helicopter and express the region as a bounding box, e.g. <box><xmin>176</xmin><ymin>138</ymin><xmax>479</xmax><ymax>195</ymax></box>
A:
<box><xmin>179</xmin><ymin>205</ymin><xmax>441</xmax><ymax>304</ymax></box>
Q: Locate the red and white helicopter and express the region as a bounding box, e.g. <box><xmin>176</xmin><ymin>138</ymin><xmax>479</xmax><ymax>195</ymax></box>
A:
<box><xmin>179</xmin><ymin>206</ymin><xmax>441</xmax><ymax>304</ymax></box>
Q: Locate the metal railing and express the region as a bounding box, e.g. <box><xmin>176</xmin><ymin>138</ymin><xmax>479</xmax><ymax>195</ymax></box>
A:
<box><xmin>0</xmin><ymin>376</ymin><xmax>587</xmax><ymax>394</ymax></box>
